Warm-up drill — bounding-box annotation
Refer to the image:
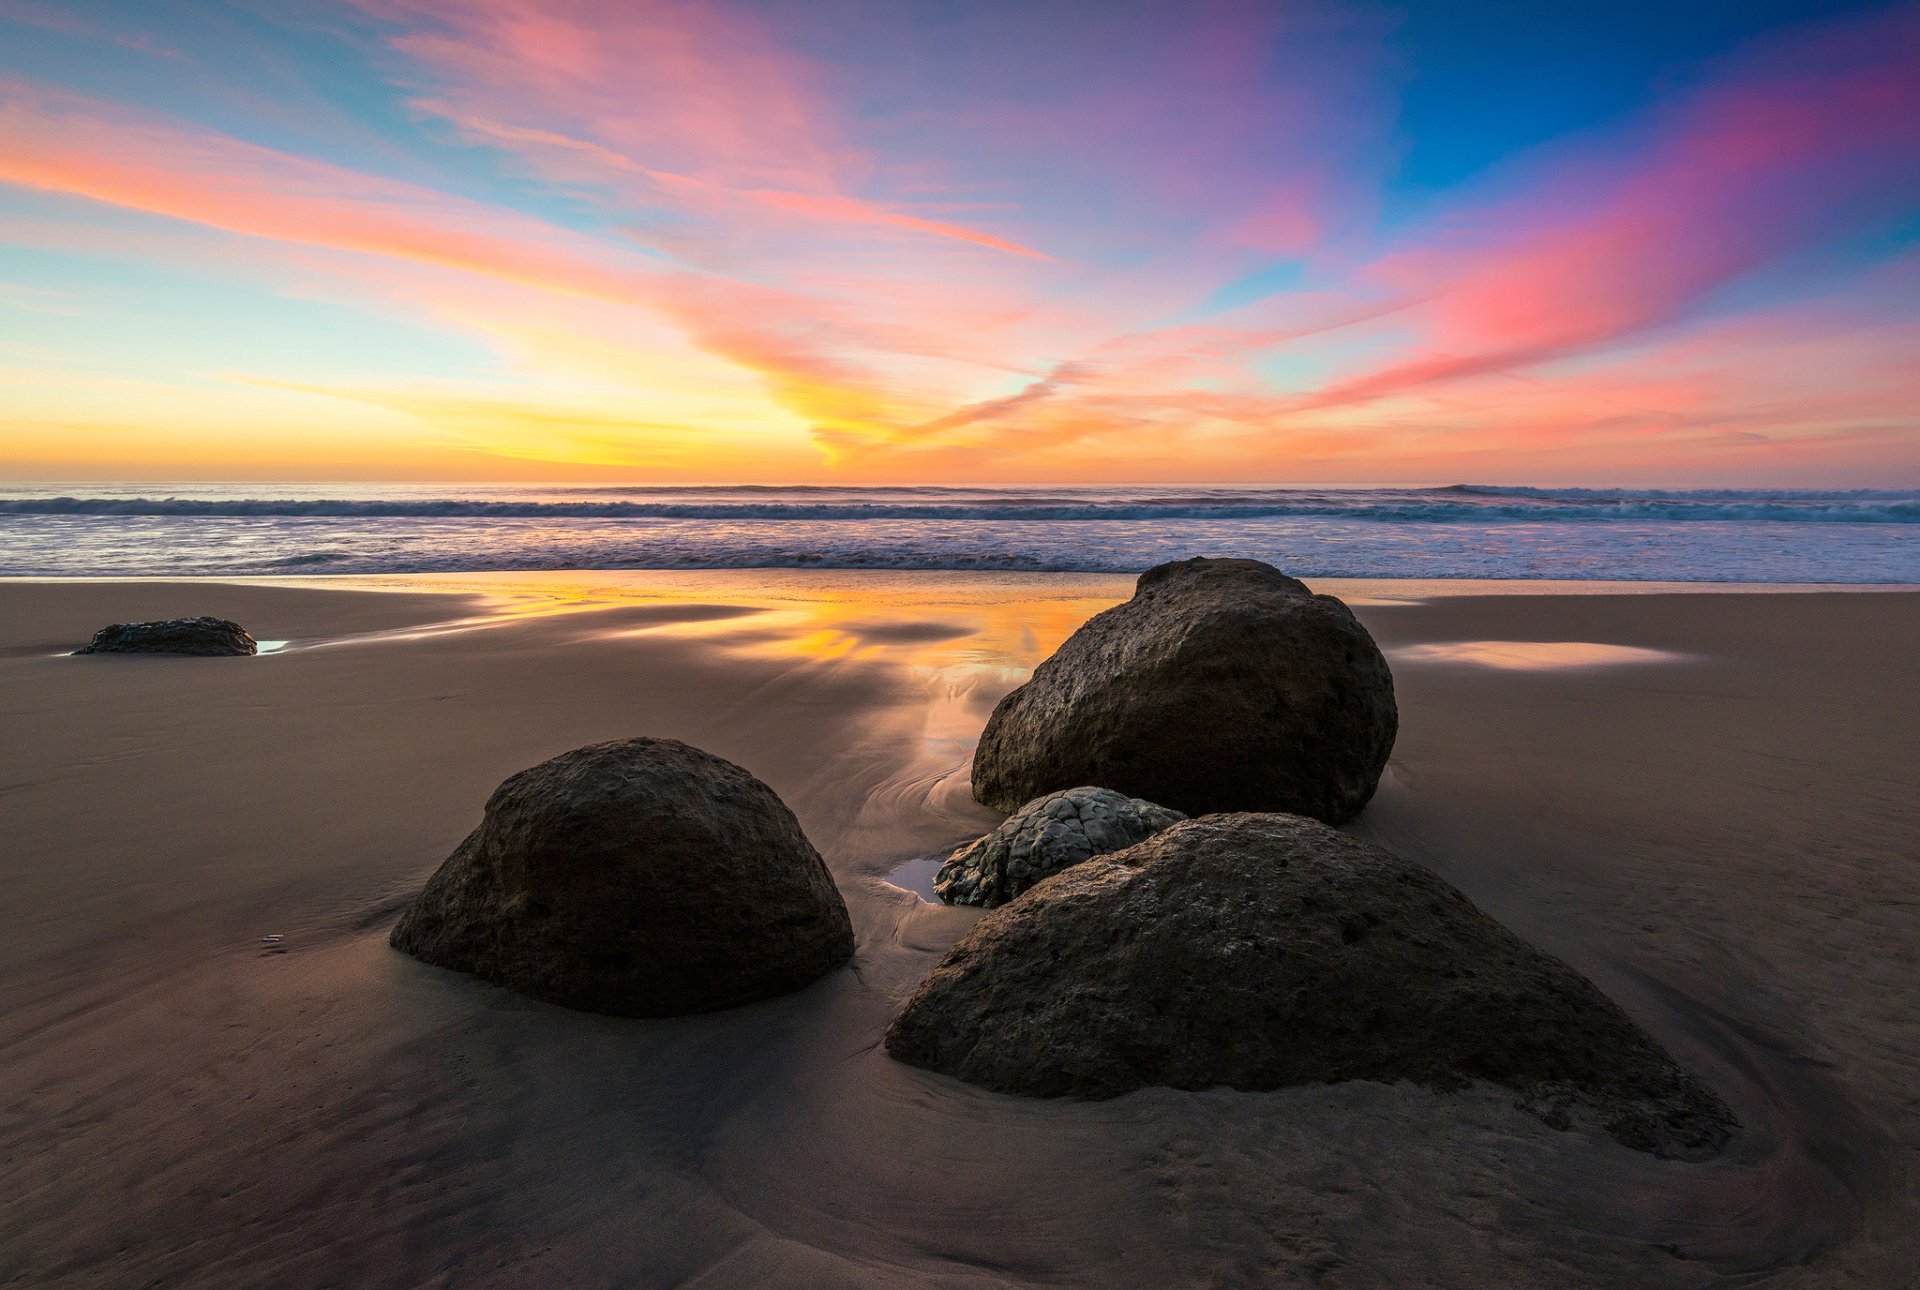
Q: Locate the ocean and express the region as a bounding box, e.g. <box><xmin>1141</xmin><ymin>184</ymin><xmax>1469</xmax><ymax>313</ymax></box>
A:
<box><xmin>1</xmin><ymin>483</ymin><xmax>1916</xmax><ymax>582</ymax></box>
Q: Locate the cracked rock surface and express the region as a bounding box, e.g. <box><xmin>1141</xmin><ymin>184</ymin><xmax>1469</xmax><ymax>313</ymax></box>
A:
<box><xmin>934</xmin><ymin>786</ymin><xmax>1184</xmax><ymax>907</ymax></box>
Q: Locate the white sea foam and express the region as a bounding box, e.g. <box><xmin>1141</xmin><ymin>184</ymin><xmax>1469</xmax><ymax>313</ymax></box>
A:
<box><xmin>1</xmin><ymin>484</ymin><xmax>1915</xmax><ymax>581</ymax></box>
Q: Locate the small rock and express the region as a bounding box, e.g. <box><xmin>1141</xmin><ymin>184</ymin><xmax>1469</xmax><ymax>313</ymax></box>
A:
<box><xmin>75</xmin><ymin>617</ymin><xmax>256</xmax><ymax>656</ymax></box>
<box><xmin>933</xmin><ymin>786</ymin><xmax>1184</xmax><ymax>908</ymax></box>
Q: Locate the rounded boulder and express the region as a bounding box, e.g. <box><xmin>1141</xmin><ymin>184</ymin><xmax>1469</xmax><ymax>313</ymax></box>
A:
<box><xmin>391</xmin><ymin>738</ymin><xmax>854</xmax><ymax>1016</ymax></box>
<box><xmin>970</xmin><ymin>558</ymin><xmax>1396</xmax><ymax>824</ymax></box>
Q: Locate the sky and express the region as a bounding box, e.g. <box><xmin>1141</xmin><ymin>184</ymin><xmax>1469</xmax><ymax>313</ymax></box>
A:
<box><xmin>1</xmin><ymin>0</ymin><xmax>1917</xmax><ymax>486</ymax></box>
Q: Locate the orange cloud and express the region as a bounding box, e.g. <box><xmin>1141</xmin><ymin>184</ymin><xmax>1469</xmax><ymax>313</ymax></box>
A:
<box><xmin>0</xmin><ymin>80</ymin><xmax>1019</xmax><ymax>457</ymax></box>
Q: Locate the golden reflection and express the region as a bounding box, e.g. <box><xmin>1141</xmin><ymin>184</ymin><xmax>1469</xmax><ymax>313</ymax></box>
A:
<box><xmin>252</xmin><ymin>569</ymin><xmax>1751</xmax><ymax>661</ymax></box>
<box><xmin>298</xmin><ymin>568</ymin><xmax>1136</xmax><ymax>675</ymax></box>
<box><xmin>261</xmin><ymin>572</ymin><xmax>1703</xmax><ymax>681</ymax></box>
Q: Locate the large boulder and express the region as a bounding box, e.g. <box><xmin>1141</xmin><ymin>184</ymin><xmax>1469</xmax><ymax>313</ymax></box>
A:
<box><xmin>391</xmin><ymin>738</ymin><xmax>854</xmax><ymax>1016</ymax></box>
<box><xmin>74</xmin><ymin>617</ymin><xmax>256</xmax><ymax>656</ymax></box>
<box><xmin>886</xmin><ymin>814</ymin><xmax>1736</xmax><ymax>1158</ymax></box>
<box><xmin>971</xmin><ymin>558</ymin><xmax>1396</xmax><ymax>824</ymax></box>
<box><xmin>935</xmin><ymin>786</ymin><xmax>1184</xmax><ymax>908</ymax></box>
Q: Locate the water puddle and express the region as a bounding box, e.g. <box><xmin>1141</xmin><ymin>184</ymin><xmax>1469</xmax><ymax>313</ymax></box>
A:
<box><xmin>1390</xmin><ymin>641</ymin><xmax>1687</xmax><ymax>670</ymax></box>
<box><xmin>886</xmin><ymin>855</ymin><xmax>947</xmax><ymax>902</ymax></box>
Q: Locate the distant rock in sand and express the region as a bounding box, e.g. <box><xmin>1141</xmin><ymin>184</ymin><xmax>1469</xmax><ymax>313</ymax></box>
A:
<box><xmin>935</xmin><ymin>786</ymin><xmax>1184</xmax><ymax>908</ymax></box>
<box><xmin>74</xmin><ymin>617</ymin><xmax>256</xmax><ymax>656</ymax></box>
<box><xmin>887</xmin><ymin>813</ymin><xmax>1736</xmax><ymax>1159</ymax></box>
<box><xmin>971</xmin><ymin>557</ymin><xmax>1396</xmax><ymax>824</ymax></box>
<box><xmin>391</xmin><ymin>738</ymin><xmax>854</xmax><ymax>1016</ymax></box>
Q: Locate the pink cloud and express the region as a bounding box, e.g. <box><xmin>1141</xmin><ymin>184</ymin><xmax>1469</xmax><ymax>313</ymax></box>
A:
<box><xmin>741</xmin><ymin>190</ymin><xmax>1052</xmax><ymax>261</ymax></box>
<box><xmin>349</xmin><ymin>0</ymin><xmax>1057</xmax><ymax>263</ymax></box>
<box><xmin>1308</xmin><ymin>6</ymin><xmax>1920</xmax><ymax>409</ymax></box>
<box><xmin>1223</xmin><ymin>182</ymin><xmax>1325</xmax><ymax>258</ymax></box>
<box><xmin>417</xmin><ymin>104</ymin><xmax>1053</xmax><ymax>261</ymax></box>
<box><xmin>352</xmin><ymin>0</ymin><xmax>849</xmax><ymax>190</ymax></box>
<box><xmin>0</xmin><ymin>82</ymin><xmax>640</xmax><ymax>297</ymax></box>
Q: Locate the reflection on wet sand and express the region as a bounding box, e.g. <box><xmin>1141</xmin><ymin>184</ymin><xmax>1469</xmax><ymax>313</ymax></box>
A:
<box><xmin>274</xmin><ymin>569</ymin><xmax>1133</xmax><ymax>674</ymax></box>
<box><xmin>1390</xmin><ymin>641</ymin><xmax>1687</xmax><ymax>670</ymax></box>
<box><xmin>246</xmin><ymin>569</ymin><xmax>1852</xmax><ymax>665</ymax></box>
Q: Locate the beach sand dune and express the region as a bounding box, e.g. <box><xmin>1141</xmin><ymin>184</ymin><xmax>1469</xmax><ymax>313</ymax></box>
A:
<box><xmin>0</xmin><ymin>574</ymin><xmax>1914</xmax><ymax>1288</ymax></box>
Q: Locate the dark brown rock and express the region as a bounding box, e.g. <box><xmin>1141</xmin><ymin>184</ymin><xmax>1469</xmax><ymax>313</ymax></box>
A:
<box><xmin>391</xmin><ymin>738</ymin><xmax>854</xmax><ymax>1016</ymax></box>
<box><xmin>886</xmin><ymin>813</ymin><xmax>1736</xmax><ymax>1158</ymax></box>
<box><xmin>74</xmin><ymin>617</ymin><xmax>256</xmax><ymax>656</ymax></box>
<box><xmin>970</xmin><ymin>558</ymin><xmax>1396</xmax><ymax>824</ymax></box>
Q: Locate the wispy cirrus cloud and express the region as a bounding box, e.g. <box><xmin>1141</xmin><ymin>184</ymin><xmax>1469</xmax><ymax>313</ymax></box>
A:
<box><xmin>1304</xmin><ymin>5</ymin><xmax>1920</xmax><ymax>409</ymax></box>
<box><xmin>0</xmin><ymin>81</ymin><xmax>643</xmax><ymax>297</ymax></box>
<box><xmin>415</xmin><ymin>103</ymin><xmax>1055</xmax><ymax>262</ymax></box>
<box><xmin>352</xmin><ymin>0</ymin><xmax>1059</xmax><ymax>265</ymax></box>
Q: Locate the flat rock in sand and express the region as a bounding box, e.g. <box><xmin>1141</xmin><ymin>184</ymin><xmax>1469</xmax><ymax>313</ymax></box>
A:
<box><xmin>970</xmin><ymin>558</ymin><xmax>1397</xmax><ymax>824</ymax></box>
<box><xmin>934</xmin><ymin>786</ymin><xmax>1184</xmax><ymax>907</ymax></box>
<box><xmin>391</xmin><ymin>737</ymin><xmax>854</xmax><ymax>1016</ymax></box>
<box><xmin>887</xmin><ymin>813</ymin><xmax>1736</xmax><ymax>1158</ymax></box>
<box><xmin>74</xmin><ymin>617</ymin><xmax>257</xmax><ymax>656</ymax></box>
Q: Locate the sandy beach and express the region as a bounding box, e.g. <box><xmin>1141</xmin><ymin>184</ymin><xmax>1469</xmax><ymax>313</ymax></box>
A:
<box><xmin>1</xmin><ymin>572</ymin><xmax>1916</xmax><ymax>1289</ymax></box>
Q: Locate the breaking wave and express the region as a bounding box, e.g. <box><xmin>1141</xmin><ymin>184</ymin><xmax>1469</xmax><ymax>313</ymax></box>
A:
<box><xmin>3</xmin><ymin>485</ymin><xmax>1917</xmax><ymax>524</ymax></box>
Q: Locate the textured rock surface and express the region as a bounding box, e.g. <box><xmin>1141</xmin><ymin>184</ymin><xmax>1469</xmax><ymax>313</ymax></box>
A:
<box><xmin>935</xmin><ymin>786</ymin><xmax>1184</xmax><ymax>907</ymax></box>
<box><xmin>392</xmin><ymin>738</ymin><xmax>854</xmax><ymax>1016</ymax></box>
<box><xmin>971</xmin><ymin>557</ymin><xmax>1397</xmax><ymax>824</ymax></box>
<box><xmin>888</xmin><ymin>813</ymin><xmax>1736</xmax><ymax>1158</ymax></box>
<box><xmin>74</xmin><ymin>617</ymin><xmax>256</xmax><ymax>656</ymax></box>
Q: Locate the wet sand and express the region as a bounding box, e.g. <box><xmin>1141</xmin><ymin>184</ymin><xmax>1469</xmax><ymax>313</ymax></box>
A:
<box><xmin>1</xmin><ymin>572</ymin><xmax>1916</xmax><ymax>1288</ymax></box>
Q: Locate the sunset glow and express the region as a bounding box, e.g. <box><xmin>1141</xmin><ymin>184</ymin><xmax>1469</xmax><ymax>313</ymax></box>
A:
<box><xmin>3</xmin><ymin>0</ymin><xmax>1917</xmax><ymax>484</ymax></box>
